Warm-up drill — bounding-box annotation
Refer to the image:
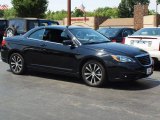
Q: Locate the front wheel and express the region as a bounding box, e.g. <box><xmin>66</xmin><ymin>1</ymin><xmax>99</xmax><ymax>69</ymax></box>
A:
<box><xmin>9</xmin><ymin>53</ymin><xmax>25</xmax><ymax>75</ymax></box>
<box><xmin>82</xmin><ymin>60</ymin><xmax>106</xmax><ymax>87</ymax></box>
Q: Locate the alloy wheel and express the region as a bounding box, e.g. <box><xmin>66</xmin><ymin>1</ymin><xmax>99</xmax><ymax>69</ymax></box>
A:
<box><xmin>9</xmin><ymin>53</ymin><xmax>24</xmax><ymax>74</ymax></box>
<box><xmin>82</xmin><ymin>61</ymin><xmax>105</xmax><ymax>87</ymax></box>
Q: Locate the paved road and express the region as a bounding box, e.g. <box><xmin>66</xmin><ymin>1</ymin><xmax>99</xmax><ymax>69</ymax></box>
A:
<box><xmin>0</xmin><ymin>60</ymin><xmax>160</xmax><ymax>120</ymax></box>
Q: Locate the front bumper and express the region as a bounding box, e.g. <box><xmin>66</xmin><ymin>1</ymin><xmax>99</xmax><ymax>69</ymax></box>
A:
<box><xmin>106</xmin><ymin>62</ymin><xmax>153</xmax><ymax>82</ymax></box>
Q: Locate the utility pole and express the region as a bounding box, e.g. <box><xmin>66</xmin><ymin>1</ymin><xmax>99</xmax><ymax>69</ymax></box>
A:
<box><xmin>67</xmin><ymin>0</ymin><xmax>71</xmax><ymax>26</ymax></box>
<box><xmin>156</xmin><ymin>0</ymin><xmax>159</xmax><ymax>27</ymax></box>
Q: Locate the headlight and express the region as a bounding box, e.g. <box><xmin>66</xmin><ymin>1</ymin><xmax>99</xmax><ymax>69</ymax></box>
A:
<box><xmin>111</xmin><ymin>55</ymin><xmax>136</xmax><ymax>63</ymax></box>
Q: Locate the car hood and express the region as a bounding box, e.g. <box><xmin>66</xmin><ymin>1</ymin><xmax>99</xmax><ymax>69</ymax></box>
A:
<box><xmin>82</xmin><ymin>42</ymin><xmax>147</xmax><ymax>57</ymax></box>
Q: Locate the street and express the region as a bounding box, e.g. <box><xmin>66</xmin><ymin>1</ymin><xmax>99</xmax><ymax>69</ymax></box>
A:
<box><xmin>0</xmin><ymin>60</ymin><xmax>160</xmax><ymax>120</ymax></box>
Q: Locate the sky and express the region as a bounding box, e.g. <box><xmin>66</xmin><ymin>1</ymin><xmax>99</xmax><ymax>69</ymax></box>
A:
<box><xmin>0</xmin><ymin>0</ymin><xmax>159</xmax><ymax>12</ymax></box>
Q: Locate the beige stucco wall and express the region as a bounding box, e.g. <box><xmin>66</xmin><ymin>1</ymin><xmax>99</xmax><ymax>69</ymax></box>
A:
<box><xmin>63</xmin><ymin>17</ymin><xmax>95</xmax><ymax>28</ymax></box>
<box><xmin>143</xmin><ymin>15</ymin><xmax>156</xmax><ymax>27</ymax></box>
<box><xmin>63</xmin><ymin>17</ymin><xmax>107</xmax><ymax>29</ymax></box>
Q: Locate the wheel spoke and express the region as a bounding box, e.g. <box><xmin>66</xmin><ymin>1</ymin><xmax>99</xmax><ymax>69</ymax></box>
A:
<box><xmin>95</xmin><ymin>75</ymin><xmax>101</xmax><ymax>81</ymax></box>
<box><xmin>96</xmin><ymin>73</ymin><xmax>102</xmax><ymax>76</ymax></box>
<box><xmin>18</xmin><ymin>59</ymin><xmax>22</xmax><ymax>63</ymax></box>
<box><xmin>11</xmin><ymin>62</ymin><xmax>16</xmax><ymax>65</ymax></box>
<box><xmin>90</xmin><ymin>75</ymin><xmax>94</xmax><ymax>83</ymax></box>
<box><xmin>86</xmin><ymin>74</ymin><xmax>92</xmax><ymax>80</ymax></box>
<box><xmin>94</xmin><ymin>64</ymin><xmax>97</xmax><ymax>71</ymax></box>
<box><xmin>90</xmin><ymin>76</ymin><xmax>96</xmax><ymax>84</ymax></box>
<box><xmin>18</xmin><ymin>64</ymin><xmax>22</xmax><ymax>67</ymax></box>
<box><xmin>15</xmin><ymin>66</ymin><xmax>18</xmax><ymax>72</ymax></box>
<box><xmin>86</xmin><ymin>66</ymin><xmax>92</xmax><ymax>72</ymax></box>
<box><xmin>88</xmin><ymin>64</ymin><xmax>93</xmax><ymax>72</ymax></box>
<box><xmin>11</xmin><ymin>64</ymin><xmax>16</xmax><ymax>68</ymax></box>
<box><xmin>17</xmin><ymin>65</ymin><xmax>22</xmax><ymax>70</ymax></box>
<box><xmin>84</xmin><ymin>72</ymin><xmax>91</xmax><ymax>76</ymax></box>
<box><xmin>95</xmin><ymin>67</ymin><xmax>100</xmax><ymax>72</ymax></box>
<box><xmin>12</xmin><ymin>57</ymin><xmax>16</xmax><ymax>62</ymax></box>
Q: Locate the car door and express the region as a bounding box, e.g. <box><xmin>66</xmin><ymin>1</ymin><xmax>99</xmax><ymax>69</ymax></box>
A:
<box><xmin>40</xmin><ymin>28</ymin><xmax>79</xmax><ymax>73</ymax></box>
<box><xmin>24</xmin><ymin>28</ymin><xmax>47</xmax><ymax>66</ymax></box>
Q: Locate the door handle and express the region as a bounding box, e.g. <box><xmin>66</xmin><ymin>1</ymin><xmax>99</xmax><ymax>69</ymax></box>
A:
<box><xmin>40</xmin><ymin>44</ymin><xmax>47</xmax><ymax>47</ymax></box>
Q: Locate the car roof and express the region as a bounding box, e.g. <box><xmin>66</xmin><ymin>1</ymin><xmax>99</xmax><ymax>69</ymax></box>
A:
<box><xmin>24</xmin><ymin>25</ymin><xmax>90</xmax><ymax>37</ymax></box>
<box><xmin>38</xmin><ymin>25</ymin><xmax>89</xmax><ymax>30</ymax></box>
<box><xmin>142</xmin><ymin>27</ymin><xmax>160</xmax><ymax>29</ymax></box>
<box><xmin>8</xmin><ymin>18</ymin><xmax>55</xmax><ymax>21</ymax></box>
<box><xmin>99</xmin><ymin>27</ymin><xmax>132</xmax><ymax>30</ymax></box>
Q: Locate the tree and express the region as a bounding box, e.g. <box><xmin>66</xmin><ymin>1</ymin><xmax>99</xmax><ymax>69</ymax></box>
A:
<box><xmin>45</xmin><ymin>7</ymin><xmax>119</xmax><ymax>20</ymax></box>
<box><xmin>72</xmin><ymin>8</ymin><xmax>84</xmax><ymax>17</ymax></box>
<box><xmin>3</xmin><ymin>8</ymin><xmax>16</xmax><ymax>19</ymax></box>
<box><xmin>85</xmin><ymin>12</ymin><xmax>94</xmax><ymax>17</ymax></box>
<box><xmin>118</xmin><ymin>0</ymin><xmax>150</xmax><ymax>18</ymax></box>
<box><xmin>149</xmin><ymin>10</ymin><xmax>156</xmax><ymax>15</ymax></box>
<box><xmin>0</xmin><ymin>10</ymin><xmax>4</xmax><ymax>17</ymax></box>
<box><xmin>45</xmin><ymin>10</ymin><xmax>67</xmax><ymax>20</ymax></box>
<box><xmin>12</xmin><ymin>0</ymin><xmax>48</xmax><ymax>18</ymax></box>
<box><xmin>94</xmin><ymin>7</ymin><xmax>119</xmax><ymax>18</ymax></box>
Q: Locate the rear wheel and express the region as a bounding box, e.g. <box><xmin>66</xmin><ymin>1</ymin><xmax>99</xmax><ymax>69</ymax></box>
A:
<box><xmin>82</xmin><ymin>60</ymin><xmax>106</xmax><ymax>87</ymax></box>
<box><xmin>9</xmin><ymin>53</ymin><xmax>25</xmax><ymax>75</ymax></box>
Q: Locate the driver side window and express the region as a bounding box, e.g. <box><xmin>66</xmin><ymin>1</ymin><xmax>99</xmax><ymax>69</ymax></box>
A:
<box><xmin>43</xmin><ymin>29</ymin><xmax>71</xmax><ymax>43</ymax></box>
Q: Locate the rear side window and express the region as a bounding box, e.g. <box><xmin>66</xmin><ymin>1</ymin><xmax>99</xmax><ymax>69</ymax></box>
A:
<box><xmin>98</xmin><ymin>28</ymin><xmax>121</xmax><ymax>38</ymax></box>
<box><xmin>8</xmin><ymin>20</ymin><xmax>25</xmax><ymax>33</ymax></box>
<box><xmin>27</xmin><ymin>20</ymin><xmax>39</xmax><ymax>31</ymax></box>
<box><xmin>29</xmin><ymin>29</ymin><xmax>45</xmax><ymax>40</ymax></box>
<box><xmin>0</xmin><ymin>20</ymin><xmax>7</xmax><ymax>30</ymax></box>
<box><xmin>133</xmin><ymin>28</ymin><xmax>160</xmax><ymax>36</ymax></box>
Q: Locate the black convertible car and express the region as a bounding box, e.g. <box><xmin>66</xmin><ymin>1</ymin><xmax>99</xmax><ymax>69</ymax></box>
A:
<box><xmin>1</xmin><ymin>26</ymin><xmax>153</xmax><ymax>87</ymax></box>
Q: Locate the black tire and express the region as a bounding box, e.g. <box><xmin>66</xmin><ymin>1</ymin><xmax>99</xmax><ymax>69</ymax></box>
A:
<box><xmin>82</xmin><ymin>60</ymin><xmax>106</xmax><ymax>87</ymax></box>
<box><xmin>9</xmin><ymin>53</ymin><xmax>25</xmax><ymax>75</ymax></box>
<box><xmin>6</xmin><ymin>27</ymin><xmax>16</xmax><ymax>37</ymax></box>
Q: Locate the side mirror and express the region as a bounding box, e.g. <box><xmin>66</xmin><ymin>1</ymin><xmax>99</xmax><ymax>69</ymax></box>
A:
<box><xmin>63</xmin><ymin>40</ymin><xmax>74</xmax><ymax>46</ymax></box>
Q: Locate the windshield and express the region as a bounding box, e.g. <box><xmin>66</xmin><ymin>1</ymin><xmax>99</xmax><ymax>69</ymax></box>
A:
<box><xmin>132</xmin><ymin>28</ymin><xmax>160</xmax><ymax>36</ymax></box>
<box><xmin>69</xmin><ymin>28</ymin><xmax>110</xmax><ymax>44</ymax></box>
<box><xmin>98</xmin><ymin>28</ymin><xmax>121</xmax><ymax>37</ymax></box>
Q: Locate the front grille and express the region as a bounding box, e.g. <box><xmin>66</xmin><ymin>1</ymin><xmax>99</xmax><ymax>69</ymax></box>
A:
<box><xmin>136</xmin><ymin>54</ymin><xmax>151</xmax><ymax>66</ymax></box>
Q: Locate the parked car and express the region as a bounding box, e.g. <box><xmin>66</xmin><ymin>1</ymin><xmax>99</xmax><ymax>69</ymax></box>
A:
<box><xmin>5</xmin><ymin>18</ymin><xmax>59</xmax><ymax>37</ymax></box>
<box><xmin>124</xmin><ymin>27</ymin><xmax>160</xmax><ymax>64</ymax></box>
<box><xmin>0</xmin><ymin>18</ymin><xmax>8</xmax><ymax>45</ymax></box>
<box><xmin>97</xmin><ymin>27</ymin><xmax>136</xmax><ymax>43</ymax></box>
<box><xmin>1</xmin><ymin>26</ymin><xmax>153</xmax><ymax>87</ymax></box>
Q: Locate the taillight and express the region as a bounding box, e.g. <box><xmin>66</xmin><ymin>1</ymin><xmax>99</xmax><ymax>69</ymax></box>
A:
<box><xmin>122</xmin><ymin>37</ymin><xmax>125</xmax><ymax>44</ymax></box>
<box><xmin>1</xmin><ymin>39</ymin><xmax>6</xmax><ymax>47</ymax></box>
<box><xmin>112</xmin><ymin>40</ymin><xmax>116</xmax><ymax>42</ymax></box>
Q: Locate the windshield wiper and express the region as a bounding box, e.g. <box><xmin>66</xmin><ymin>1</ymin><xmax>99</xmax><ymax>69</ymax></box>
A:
<box><xmin>98</xmin><ymin>41</ymin><xmax>111</xmax><ymax>43</ymax></box>
<box><xmin>83</xmin><ymin>41</ymin><xmax>110</xmax><ymax>45</ymax></box>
